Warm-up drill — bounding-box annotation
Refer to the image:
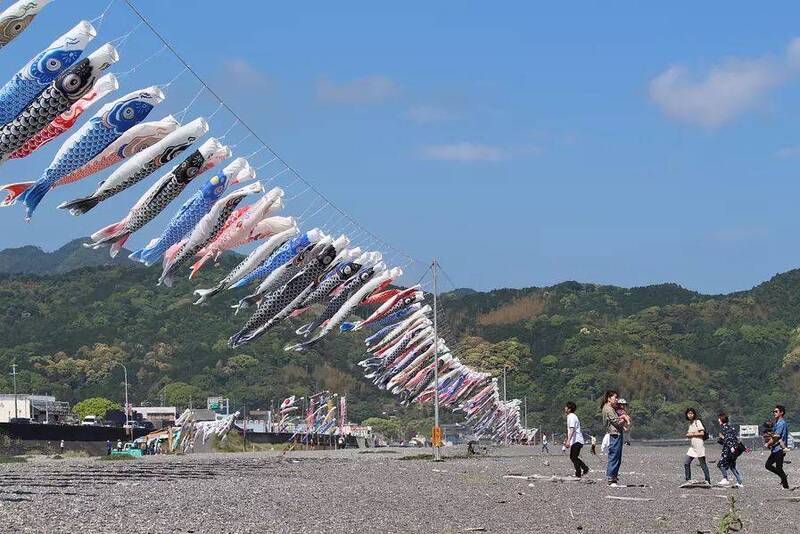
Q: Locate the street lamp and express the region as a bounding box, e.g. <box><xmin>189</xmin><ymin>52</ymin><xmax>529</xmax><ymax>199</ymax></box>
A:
<box><xmin>109</xmin><ymin>362</ymin><xmax>129</xmax><ymax>438</ymax></box>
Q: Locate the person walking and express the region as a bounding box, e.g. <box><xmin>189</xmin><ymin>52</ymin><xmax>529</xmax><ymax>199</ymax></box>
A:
<box><xmin>716</xmin><ymin>412</ymin><xmax>743</xmax><ymax>488</ymax></box>
<box><xmin>564</xmin><ymin>402</ymin><xmax>589</xmax><ymax>478</ymax></box>
<box><xmin>541</xmin><ymin>433</ymin><xmax>550</xmax><ymax>454</ymax></box>
<box><xmin>106</xmin><ymin>439</ymin><xmax>112</xmax><ymax>456</ymax></box>
<box><xmin>116</xmin><ymin>438</ymin><xmax>122</xmax><ymax>451</ymax></box>
<box><xmin>684</xmin><ymin>408</ymin><xmax>711</xmax><ymax>485</ymax></box>
<box><xmin>59</xmin><ymin>439</ymin><xmax>64</xmax><ymax>454</ymax></box>
<box><xmin>590</xmin><ymin>435</ymin><xmax>597</xmax><ymax>455</ymax></box>
<box><xmin>765</xmin><ymin>405</ymin><xmax>790</xmax><ymax>489</ymax></box>
<box><xmin>602</xmin><ymin>390</ymin><xmax>629</xmax><ymax>486</ymax></box>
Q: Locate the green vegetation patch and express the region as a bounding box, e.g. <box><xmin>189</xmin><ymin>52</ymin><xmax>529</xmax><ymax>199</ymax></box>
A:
<box><xmin>0</xmin><ymin>456</ymin><xmax>27</xmax><ymax>463</ymax></box>
<box><xmin>397</xmin><ymin>453</ymin><xmax>435</xmax><ymax>461</ymax></box>
<box><xmin>99</xmin><ymin>454</ymin><xmax>136</xmax><ymax>461</ymax></box>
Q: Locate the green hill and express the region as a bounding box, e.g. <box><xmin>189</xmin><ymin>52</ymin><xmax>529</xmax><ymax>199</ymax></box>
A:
<box><xmin>0</xmin><ymin>240</ymin><xmax>797</xmax><ymax>438</ymax></box>
<box><xmin>0</xmin><ymin>238</ymin><xmax>136</xmax><ymax>275</ymax></box>
<box><xmin>439</xmin><ymin>275</ymin><xmax>799</xmax><ymax>437</ymax></box>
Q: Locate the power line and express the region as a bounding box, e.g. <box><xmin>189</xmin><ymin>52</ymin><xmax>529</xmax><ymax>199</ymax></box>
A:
<box><xmin>436</xmin><ymin>263</ymin><xmax>459</xmax><ymax>292</ymax></box>
<box><xmin>121</xmin><ymin>0</ymin><xmax>425</xmax><ymax>269</ymax></box>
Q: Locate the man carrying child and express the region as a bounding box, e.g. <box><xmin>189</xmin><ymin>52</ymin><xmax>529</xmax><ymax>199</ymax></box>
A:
<box><xmin>765</xmin><ymin>405</ymin><xmax>790</xmax><ymax>490</ymax></box>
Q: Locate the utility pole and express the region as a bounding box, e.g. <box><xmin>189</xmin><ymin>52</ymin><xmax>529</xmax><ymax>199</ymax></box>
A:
<box><xmin>10</xmin><ymin>364</ymin><xmax>18</xmax><ymax>420</ymax></box>
<box><xmin>432</xmin><ymin>260</ymin><xmax>442</xmax><ymax>462</ymax></box>
<box><xmin>242</xmin><ymin>403</ymin><xmax>247</xmax><ymax>452</ymax></box>
<box><xmin>110</xmin><ymin>362</ymin><xmax>129</xmax><ymax>438</ymax></box>
<box><xmin>524</xmin><ymin>396</ymin><xmax>528</xmax><ymax>430</ymax></box>
<box><xmin>270</xmin><ymin>399</ymin><xmax>275</xmax><ymax>433</ymax></box>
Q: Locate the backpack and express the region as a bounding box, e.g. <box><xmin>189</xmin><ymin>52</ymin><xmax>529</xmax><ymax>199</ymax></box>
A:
<box><xmin>697</xmin><ymin>420</ymin><xmax>710</xmax><ymax>441</ymax></box>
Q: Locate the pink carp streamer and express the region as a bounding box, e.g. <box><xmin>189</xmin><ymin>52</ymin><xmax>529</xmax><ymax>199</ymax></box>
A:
<box><xmin>53</xmin><ymin>115</ymin><xmax>180</xmax><ymax>188</ymax></box>
<box><xmin>5</xmin><ymin>73</ymin><xmax>118</xmax><ymax>162</ymax></box>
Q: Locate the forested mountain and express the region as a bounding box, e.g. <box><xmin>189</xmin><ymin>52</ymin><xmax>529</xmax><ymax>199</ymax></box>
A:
<box><xmin>0</xmin><ymin>239</ymin><xmax>134</xmax><ymax>275</ymax></box>
<box><xmin>0</xmin><ymin>240</ymin><xmax>797</xmax><ymax>438</ymax></box>
<box><xmin>441</xmin><ymin>275</ymin><xmax>800</xmax><ymax>437</ymax></box>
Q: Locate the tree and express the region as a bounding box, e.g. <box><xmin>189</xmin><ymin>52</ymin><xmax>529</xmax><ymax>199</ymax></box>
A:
<box><xmin>460</xmin><ymin>336</ymin><xmax>530</xmax><ymax>375</ymax></box>
<box><xmin>162</xmin><ymin>382</ymin><xmax>205</xmax><ymax>409</ymax></box>
<box><xmin>73</xmin><ymin>397</ymin><xmax>123</xmax><ymax>420</ymax></box>
<box><xmin>362</xmin><ymin>417</ymin><xmax>402</xmax><ymax>441</ymax></box>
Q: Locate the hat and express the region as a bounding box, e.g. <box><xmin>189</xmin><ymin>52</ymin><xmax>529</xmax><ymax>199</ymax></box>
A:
<box><xmin>617</xmin><ymin>398</ymin><xmax>628</xmax><ymax>405</ymax></box>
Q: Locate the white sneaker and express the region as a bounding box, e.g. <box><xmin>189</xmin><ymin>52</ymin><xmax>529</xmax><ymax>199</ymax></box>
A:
<box><xmin>734</xmin><ymin>483</ymin><xmax>743</xmax><ymax>488</ymax></box>
<box><xmin>717</xmin><ymin>479</ymin><xmax>730</xmax><ymax>486</ymax></box>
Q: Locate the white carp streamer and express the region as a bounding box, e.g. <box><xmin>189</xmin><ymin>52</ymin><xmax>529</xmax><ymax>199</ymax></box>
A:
<box><xmin>171</xmin><ymin>409</ymin><xmax>240</xmax><ymax>453</ymax></box>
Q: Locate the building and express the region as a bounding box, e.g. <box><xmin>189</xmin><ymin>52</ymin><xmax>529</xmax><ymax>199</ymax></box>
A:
<box><xmin>189</xmin><ymin>409</ymin><xmax>218</xmax><ymax>422</ymax></box>
<box><xmin>0</xmin><ymin>394</ymin><xmax>71</xmax><ymax>423</ymax></box>
<box><xmin>132</xmin><ymin>406</ymin><xmax>177</xmax><ymax>429</ymax></box>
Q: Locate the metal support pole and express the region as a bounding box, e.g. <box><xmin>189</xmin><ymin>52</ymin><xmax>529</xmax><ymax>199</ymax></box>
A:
<box><xmin>123</xmin><ymin>365</ymin><xmax>129</xmax><ymax>439</ymax></box>
<box><xmin>432</xmin><ymin>260</ymin><xmax>442</xmax><ymax>461</ymax></box>
<box><xmin>11</xmin><ymin>364</ymin><xmax>18</xmax><ymax>420</ymax></box>
<box><xmin>243</xmin><ymin>403</ymin><xmax>247</xmax><ymax>452</ymax></box>
<box><xmin>524</xmin><ymin>396</ymin><xmax>528</xmax><ymax>430</ymax></box>
<box><xmin>503</xmin><ymin>366</ymin><xmax>508</xmax><ymax>446</ymax></box>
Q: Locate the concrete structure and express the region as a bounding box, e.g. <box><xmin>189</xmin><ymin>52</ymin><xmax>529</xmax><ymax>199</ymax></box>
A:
<box><xmin>0</xmin><ymin>394</ymin><xmax>70</xmax><ymax>423</ymax></box>
<box><xmin>190</xmin><ymin>409</ymin><xmax>218</xmax><ymax>422</ymax></box>
<box><xmin>132</xmin><ymin>406</ymin><xmax>177</xmax><ymax>428</ymax></box>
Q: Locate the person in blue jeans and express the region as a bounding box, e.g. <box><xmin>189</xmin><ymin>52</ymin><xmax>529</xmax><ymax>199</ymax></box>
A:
<box><xmin>716</xmin><ymin>412</ymin><xmax>743</xmax><ymax>487</ymax></box>
<box><xmin>601</xmin><ymin>390</ymin><xmax>629</xmax><ymax>486</ymax></box>
<box><xmin>765</xmin><ymin>405</ymin><xmax>790</xmax><ymax>489</ymax></box>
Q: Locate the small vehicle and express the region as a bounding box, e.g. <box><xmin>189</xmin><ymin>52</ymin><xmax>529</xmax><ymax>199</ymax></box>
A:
<box><xmin>81</xmin><ymin>415</ymin><xmax>100</xmax><ymax>426</ymax></box>
<box><xmin>111</xmin><ymin>442</ymin><xmax>143</xmax><ymax>458</ymax></box>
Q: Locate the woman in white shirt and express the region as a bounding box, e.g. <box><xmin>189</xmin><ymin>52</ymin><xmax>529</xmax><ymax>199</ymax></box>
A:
<box><xmin>684</xmin><ymin>407</ymin><xmax>711</xmax><ymax>484</ymax></box>
<box><xmin>564</xmin><ymin>401</ymin><xmax>589</xmax><ymax>478</ymax></box>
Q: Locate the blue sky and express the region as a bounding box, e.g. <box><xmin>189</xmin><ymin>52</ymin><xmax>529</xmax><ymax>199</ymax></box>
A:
<box><xmin>1</xmin><ymin>1</ymin><xmax>800</xmax><ymax>294</ymax></box>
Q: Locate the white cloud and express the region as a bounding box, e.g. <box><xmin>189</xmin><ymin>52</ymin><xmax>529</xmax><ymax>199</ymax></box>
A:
<box><xmin>223</xmin><ymin>59</ymin><xmax>271</xmax><ymax>91</ymax></box>
<box><xmin>419</xmin><ymin>142</ymin><xmax>507</xmax><ymax>162</ymax></box>
<box><xmin>317</xmin><ymin>75</ymin><xmax>401</xmax><ymax>104</ymax></box>
<box><xmin>775</xmin><ymin>144</ymin><xmax>800</xmax><ymax>158</ymax></box>
<box><xmin>518</xmin><ymin>144</ymin><xmax>543</xmax><ymax>156</ymax></box>
<box><xmin>404</xmin><ymin>105</ymin><xmax>460</xmax><ymax>124</ymax></box>
<box><xmin>649</xmin><ymin>38</ymin><xmax>800</xmax><ymax>127</ymax></box>
<box><xmin>707</xmin><ymin>227</ymin><xmax>767</xmax><ymax>243</ymax></box>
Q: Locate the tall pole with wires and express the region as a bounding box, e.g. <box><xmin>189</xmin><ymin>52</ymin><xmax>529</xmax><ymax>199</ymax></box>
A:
<box><xmin>503</xmin><ymin>366</ymin><xmax>508</xmax><ymax>446</ymax></box>
<box><xmin>432</xmin><ymin>260</ymin><xmax>442</xmax><ymax>461</ymax></box>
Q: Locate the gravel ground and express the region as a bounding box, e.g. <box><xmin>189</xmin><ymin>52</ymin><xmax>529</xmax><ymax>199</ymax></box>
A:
<box><xmin>0</xmin><ymin>444</ymin><xmax>798</xmax><ymax>533</ymax></box>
